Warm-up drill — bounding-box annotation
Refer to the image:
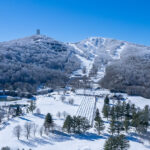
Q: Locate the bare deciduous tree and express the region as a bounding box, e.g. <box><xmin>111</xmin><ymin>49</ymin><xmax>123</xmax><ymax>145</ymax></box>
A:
<box><xmin>68</xmin><ymin>98</ymin><xmax>74</xmax><ymax>105</ymax></box>
<box><xmin>24</xmin><ymin>122</ymin><xmax>32</xmax><ymax>139</ymax></box>
<box><xmin>13</xmin><ymin>125</ymin><xmax>22</xmax><ymax>140</ymax></box>
<box><xmin>62</xmin><ymin>111</ymin><xmax>67</xmax><ymax>119</ymax></box>
<box><xmin>39</xmin><ymin>126</ymin><xmax>44</xmax><ymax>137</ymax></box>
<box><xmin>61</xmin><ymin>95</ymin><xmax>66</xmax><ymax>103</ymax></box>
<box><xmin>32</xmin><ymin>123</ymin><xmax>38</xmax><ymax>137</ymax></box>
<box><xmin>56</xmin><ymin>111</ymin><xmax>61</xmax><ymax>119</ymax></box>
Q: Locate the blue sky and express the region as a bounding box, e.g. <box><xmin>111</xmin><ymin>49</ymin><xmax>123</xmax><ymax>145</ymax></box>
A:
<box><xmin>0</xmin><ymin>0</ymin><xmax>150</xmax><ymax>45</ymax></box>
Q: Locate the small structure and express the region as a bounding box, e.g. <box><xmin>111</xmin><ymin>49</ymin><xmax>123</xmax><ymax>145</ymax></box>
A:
<box><xmin>36</xmin><ymin>29</ymin><xmax>40</xmax><ymax>35</ymax></box>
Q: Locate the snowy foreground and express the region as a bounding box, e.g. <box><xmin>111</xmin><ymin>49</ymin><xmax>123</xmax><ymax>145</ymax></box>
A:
<box><xmin>0</xmin><ymin>89</ymin><xmax>150</xmax><ymax>150</ymax></box>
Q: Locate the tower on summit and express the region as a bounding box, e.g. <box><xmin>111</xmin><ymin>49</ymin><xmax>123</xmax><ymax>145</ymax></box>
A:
<box><xmin>36</xmin><ymin>29</ymin><xmax>40</xmax><ymax>35</ymax></box>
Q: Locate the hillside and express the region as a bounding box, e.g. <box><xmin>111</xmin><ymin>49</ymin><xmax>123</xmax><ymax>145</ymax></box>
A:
<box><xmin>70</xmin><ymin>37</ymin><xmax>150</xmax><ymax>98</ymax></box>
<box><xmin>0</xmin><ymin>35</ymin><xmax>81</xmax><ymax>93</ymax></box>
<box><xmin>0</xmin><ymin>35</ymin><xmax>150</xmax><ymax>98</ymax></box>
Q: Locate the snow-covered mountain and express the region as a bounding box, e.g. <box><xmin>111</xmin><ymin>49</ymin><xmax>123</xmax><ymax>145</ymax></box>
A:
<box><xmin>70</xmin><ymin>37</ymin><xmax>126</xmax><ymax>59</ymax></box>
<box><xmin>0</xmin><ymin>35</ymin><xmax>81</xmax><ymax>92</ymax></box>
<box><xmin>69</xmin><ymin>37</ymin><xmax>150</xmax><ymax>98</ymax></box>
<box><xmin>69</xmin><ymin>37</ymin><xmax>130</xmax><ymax>79</ymax></box>
<box><xmin>0</xmin><ymin>34</ymin><xmax>150</xmax><ymax>98</ymax></box>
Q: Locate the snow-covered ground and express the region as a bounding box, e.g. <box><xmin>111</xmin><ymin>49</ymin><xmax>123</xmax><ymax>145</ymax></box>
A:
<box><xmin>0</xmin><ymin>89</ymin><xmax>150</xmax><ymax>150</ymax></box>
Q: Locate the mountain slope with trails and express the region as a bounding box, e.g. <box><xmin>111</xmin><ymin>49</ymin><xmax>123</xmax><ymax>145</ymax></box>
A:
<box><xmin>0</xmin><ymin>35</ymin><xmax>150</xmax><ymax>98</ymax></box>
<box><xmin>70</xmin><ymin>37</ymin><xmax>150</xmax><ymax>98</ymax></box>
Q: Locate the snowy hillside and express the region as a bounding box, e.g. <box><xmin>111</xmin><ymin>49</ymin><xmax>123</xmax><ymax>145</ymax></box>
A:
<box><xmin>0</xmin><ymin>35</ymin><xmax>81</xmax><ymax>93</ymax></box>
<box><xmin>69</xmin><ymin>37</ymin><xmax>128</xmax><ymax>79</ymax></box>
<box><xmin>70</xmin><ymin>37</ymin><xmax>150</xmax><ymax>98</ymax></box>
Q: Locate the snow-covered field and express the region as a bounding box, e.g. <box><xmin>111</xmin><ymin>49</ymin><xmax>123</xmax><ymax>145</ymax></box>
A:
<box><xmin>0</xmin><ymin>89</ymin><xmax>150</xmax><ymax>150</ymax></box>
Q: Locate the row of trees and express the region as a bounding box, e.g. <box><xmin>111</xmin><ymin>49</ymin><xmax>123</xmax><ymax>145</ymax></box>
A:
<box><xmin>13</xmin><ymin>122</ymin><xmax>40</xmax><ymax>140</ymax></box>
<box><xmin>63</xmin><ymin>115</ymin><xmax>91</xmax><ymax>133</ymax></box>
<box><xmin>0</xmin><ymin>101</ymin><xmax>37</xmax><ymax>125</ymax></box>
<box><xmin>13</xmin><ymin>113</ymin><xmax>54</xmax><ymax>140</ymax></box>
<box><xmin>102</xmin><ymin>96</ymin><xmax>150</xmax><ymax>135</ymax></box>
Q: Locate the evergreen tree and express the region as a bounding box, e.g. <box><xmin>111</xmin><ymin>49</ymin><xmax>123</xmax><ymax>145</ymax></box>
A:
<box><xmin>104</xmin><ymin>95</ymin><xmax>109</xmax><ymax>105</ymax></box>
<box><xmin>109</xmin><ymin>115</ymin><xmax>116</xmax><ymax>135</ymax></box>
<box><xmin>15</xmin><ymin>105</ymin><xmax>22</xmax><ymax>116</ymax></box>
<box><xmin>104</xmin><ymin>134</ymin><xmax>129</xmax><ymax>150</ymax></box>
<box><xmin>115</xmin><ymin>121</ymin><xmax>123</xmax><ymax>135</ymax></box>
<box><xmin>131</xmin><ymin>104</ymin><xmax>136</xmax><ymax>116</ymax></box>
<box><xmin>44</xmin><ymin>113</ymin><xmax>53</xmax><ymax>133</ymax></box>
<box><xmin>143</xmin><ymin>105</ymin><xmax>149</xmax><ymax>130</ymax></box>
<box><xmin>125</xmin><ymin>103</ymin><xmax>131</xmax><ymax>119</ymax></box>
<box><xmin>76</xmin><ymin>116</ymin><xmax>82</xmax><ymax>133</ymax></box>
<box><xmin>29</xmin><ymin>100</ymin><xmax>36</xmax><ymax>114</ymax></box>
<box><xmin>118</xmin><ymin>134</ymin><xmax>130</xmax><ymax>150</ymax></box>
<box><xmin>115</xmin><ymin>100</ymin><xmax>122</xmax><ymax>121</ymax></box>
<box><xmin>81</xmin><ymin>117</ymin><xmax>91</xmax><ymax>133</ymax></box>
<box><xmin>110</xmin><ymin>106</ymin><xmax>115</xmax><ymax>119</ymax></box>
<box><xmin>94</xmin><ymin>114</ymin><xmax>105</xmax><ymax>135</ymax></box>
<box><xmin>121</xmin><ymin>101</ymin><xmax>126</xmax><ymax>118</ymax></box>
<box><xmin>102</xmin><ymin>104</ymin><xmax>110</xmax><ymax>119</ymax></box>
<box><xmin>63</xmin><ymin>115</ymin><xmax>73</xmax><ymax>133</ymax></box>
<box><xmin>124</xmin><ymin>117</ymin><xmax>130</xmax><ymax>133</ymax></box>
<box><xmin>95</xmin><ymin>108</ymin><xmax>100</xmax><ymax>121</ymax></box>
<box><xmin>104</xmin><ymin>136</ymin><xmax>117</xmax><ymax>150</ymax></box>
<box><xmin>132</xmin><ymin>111</ymin><xmax>140</xmax><ymax>130</ymax></box>
<box><xmin>72</xmin><ymin>116</ymin><xmax>78</xmax><ymax>133</ymax></box>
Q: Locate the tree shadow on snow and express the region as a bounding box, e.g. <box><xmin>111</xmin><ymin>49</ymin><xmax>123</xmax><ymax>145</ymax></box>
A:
<box><xmin>20</xmin><ymin>140</ymin><xmax>37</xmax><ymax>148</ymax></box>
<box><xmin>132</xmin><ymin>131</ymin><xmax>150</xmax><ymax>142</ymax></box>
<box><xmin>19</xmin><ymin>137</ymin><xmax>54</xmax><ymax>148</ymax></box>
<box><xmin>33</xmin><ymin>113</ymin><xmax>45</xmax><ymax>119</ymax></box>
<box><xmin>19</xmin><ymin>117</ymin><xmax>31</xmax><ymax>122</ymax></box>
<box><xmin>48</xmin><ymin>130</ymin><xmax>72</xmax><ymax>142</ymax></box>
<box><xmin>31</xmin><ymin>137</ymin><xmax>53</xmax><ymax>145</ymax></box>
<box><xmin>126</xmin><ymin>133</ymin><xmax>143</xmax><ymax>144</ymax></box>
<box><xmin>0</xmin><ymin>122</ymin><xmax>10</xmax><ymax>130</ymax></box>
<box><xmin>72</xmin><ymin>132</ymin><xmax>106</xmax><ymax>141</ymax></box>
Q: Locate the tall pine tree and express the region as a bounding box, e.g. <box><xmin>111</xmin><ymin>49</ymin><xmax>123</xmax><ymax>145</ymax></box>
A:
<box><xmin>94</xmin><ymin>114</ymin><xmax>105</xmax><ymax>135</ymax></box>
